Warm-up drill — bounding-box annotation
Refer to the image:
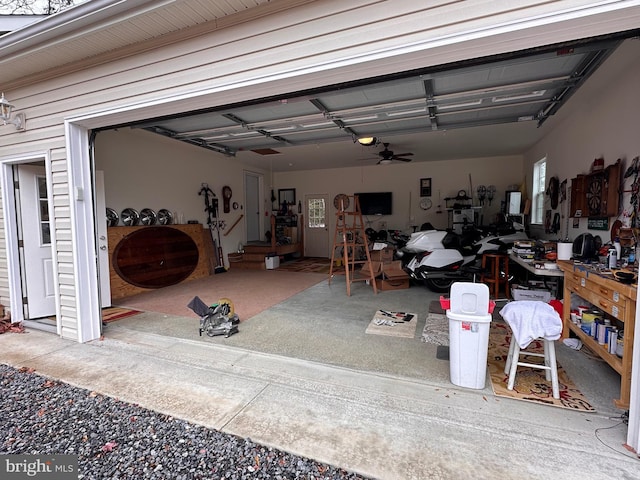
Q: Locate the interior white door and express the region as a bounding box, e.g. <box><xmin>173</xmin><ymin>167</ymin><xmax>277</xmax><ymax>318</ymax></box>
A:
<box><xmin>304</xmin><ymin>194</ymin><xmax>330</xmax><ymax>258</ymax></box>
<box><xmin>244</xmin><ymin>172</ymin><xmax>262</xmax><ymax>242</ymax></box>
<box><xmin>95</xmin><ymin>171</ymin><xmax>111</xmax><ymax>308</ymax></box>
<box><xmin>17</xmin><ymin>164</ymin><xmax>56</xmax><ymax>319</ymax></box>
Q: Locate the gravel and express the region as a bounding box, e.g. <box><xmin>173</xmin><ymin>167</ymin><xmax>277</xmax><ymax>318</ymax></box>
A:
<box><xmin>1</xmin><ymin>364</ymin><xmax>372</xmax><ymax>479</ymax></box>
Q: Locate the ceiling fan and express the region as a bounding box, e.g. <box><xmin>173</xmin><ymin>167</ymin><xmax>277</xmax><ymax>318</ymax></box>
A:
<box><xmin>375</xmin><ymin>143</ymin><xmax>414</xmax><ymax>164</ymax></box>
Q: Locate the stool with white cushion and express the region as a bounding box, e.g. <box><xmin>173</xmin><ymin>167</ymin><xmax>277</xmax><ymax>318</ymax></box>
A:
<box><xmin>499</xmin><ymin>301</ymin><xmax>563</xmax><ymax>399</ymax></box>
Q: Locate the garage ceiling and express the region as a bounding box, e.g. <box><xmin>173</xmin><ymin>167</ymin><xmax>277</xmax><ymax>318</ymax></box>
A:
<box><xmin>133</xmin><ymin>37</ymin><xmax>622</xmax><ymax>171</ymax></box>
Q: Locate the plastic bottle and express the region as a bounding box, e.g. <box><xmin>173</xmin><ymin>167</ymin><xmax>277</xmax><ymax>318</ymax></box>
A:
<box><xmin>608</xmin><ymin>248</ymin><xmax>617</xmax><ymax>269</ymax></box>
<box><xmin>614</xmin><ymin>237</ymin><xmax>621</xmax><ymax>260</ymax></box>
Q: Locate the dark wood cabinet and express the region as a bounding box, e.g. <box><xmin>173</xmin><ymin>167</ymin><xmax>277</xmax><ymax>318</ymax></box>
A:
<box><xmin>570</xmin><ymin>175</ymin><xmax>587</xmax><ymax>217</ymax></box>
<box><xmin>570</xmin><ymin>159</ymin><xmax>621</xmax><ymax>218</ymax></box>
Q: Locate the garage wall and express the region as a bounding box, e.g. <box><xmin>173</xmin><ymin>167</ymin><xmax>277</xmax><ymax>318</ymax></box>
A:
<box><xmin>524</xmin><ymin>38</ymin><xmax>640</xmax><ymax>242</ymax></box>
<box><xmin>277</xmin><ymin>155</ymin><xmax>524</xmax><ymax>236</ymax></box>
<box><xmin>95</xmin><ymin>128</ymin><xmax>261</xmax><ymax>254</ymax></box>
<box><xmin>97</xmin><ymin>127</ymin><xmax>523</xmax><ymax>254</ymax></box>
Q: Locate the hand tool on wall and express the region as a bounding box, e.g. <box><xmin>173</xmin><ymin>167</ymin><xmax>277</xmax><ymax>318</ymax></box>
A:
<box><xmin>199</xmin><ymin>183</ymin><xmax>226</xmax><ymax>274</ymax></box>
<box><xmin>224</xmin><ymin>214</ymin><xmax>244</xmax><ymax>237</ymax></box>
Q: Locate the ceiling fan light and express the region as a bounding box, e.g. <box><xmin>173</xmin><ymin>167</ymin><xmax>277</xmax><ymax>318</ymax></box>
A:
<box><xmin>379</xmin><ymin>159</ymin><xmax>392</xmax><ymax>165</ymax></box>
<box><xmin>357</xmin><ymin>136</ymin><xmax>377</xmax><ymax>146</ymax></box>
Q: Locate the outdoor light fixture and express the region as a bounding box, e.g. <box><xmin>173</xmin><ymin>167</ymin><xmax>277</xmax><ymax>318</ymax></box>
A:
<box><xmin>0</xmin><ymin>93</ymin><xmax>25</xmax><ymax>130</ymax></box>
<box><xmin>357</xmin><ymin>136</ymin><xmax>377</xmax><ymax>146</ymax></box>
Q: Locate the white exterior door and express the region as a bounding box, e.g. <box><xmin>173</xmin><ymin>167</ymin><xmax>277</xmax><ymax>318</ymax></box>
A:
<box><xmin>95</xmin><ymin>171</ymin><xmax>111</xmax><ymax>308</ymax></box>
<box><xmin>17</xmin><ymin>165</ymin><xmax>55</xmax><ymax>319</ymax></box>
<box><xmin>304</xmin><ymin>194</ymin><xmax>330</xmax><ymax>258</ymax></box>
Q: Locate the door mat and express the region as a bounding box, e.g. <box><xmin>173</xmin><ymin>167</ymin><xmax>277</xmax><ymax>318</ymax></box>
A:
<box><xmin>488</xmin><ymin>323</ymin><xmax>595</xmax><ymax>412</ymax></box>
<box><xmin>277</xmin><ymin>257</ymin><xmax>331</xmax><ymax>274</ymax></box>
<box><xmin>365</xmin><ymin>310</ymin><xmax>417</xmax><ymax>338</ymax></box>
<box><xmin>102</xmin><ymin>307</ymin><xmax>142</xmax><ymax>323</ymax></box>
<box><xmin>421</xmin><ymin>313</ymin><xmax>449</xmax><ymax>346</ymax></box>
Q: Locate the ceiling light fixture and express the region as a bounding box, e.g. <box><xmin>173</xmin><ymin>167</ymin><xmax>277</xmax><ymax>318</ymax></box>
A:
<box><xmin>357</xmin><ymin>136</ymin><xmax>377</xmax><ymax>146</ymax></box>
<box><xmin>386</xmin><ymin>107</ymin><xmax>427</xmax><ymax>117</ymax></box>
<box><xmin>0</xmin><ymin>93</ymin><xmax>25</xmax><ymax>130</ymax></box>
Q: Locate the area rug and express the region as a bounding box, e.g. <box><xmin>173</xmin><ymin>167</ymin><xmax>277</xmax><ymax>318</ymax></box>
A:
<box><xmin>365</xmin><ymin>310</ymin><xmax>417</xmax><ymax>338</ymax></box>
<box><xmin>114</xmin><ymin>269</ymin><xmax>327</xmax><ymax>322</ymax></box>
<box><xmin>421</xmin><ymin>313</ymin><xmax>449</xmax><ymax>346</ymax></box>
<box><xmin>488</xmin><ymin>323</ymin><xmax>595</xmax><ymax>412</ymax></box>
<box><xmin>277</xmin><ymin>257</ymin><xmax>331</xmax><ymax>274</ymax></box>
<box><xmin>102</xmin><ymin>307</ymin><xmax>142</xmax><ymax>323</ymax></box>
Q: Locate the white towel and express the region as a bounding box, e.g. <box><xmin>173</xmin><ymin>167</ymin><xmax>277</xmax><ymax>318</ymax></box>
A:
<box><xmin>500</xmin><ymin>301</ymin><xmax>563</xmax><ymax>348</ymax></box>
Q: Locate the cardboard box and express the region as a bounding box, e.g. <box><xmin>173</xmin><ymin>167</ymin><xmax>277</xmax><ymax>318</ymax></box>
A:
<box><xmin>358</xmin><ymin>261</ymin><xmax>382</xmax><ymax>278</ymax></box>
<box><xmin>381</xmin><ymin>260</ymin><xmax>408</xmax><ymax>280</ymax></box>
<box><xmin>370</xmin><ymin>247</ymin><xmax>394</xmax><ymax>263</ymax></box>
<box><xmin>374</xmin><ymin>260</ymin><xmax>410</xmax><ymax>290</ymax></box>
<box><xmin>511</xmin><ymin>286</ymin><xmax>551</xmax><ymax>302</ymax></box>
<box><xmin>376</xmin><ymin>278</ymin><xmax>410</xmax><ymax>290</ymax></box>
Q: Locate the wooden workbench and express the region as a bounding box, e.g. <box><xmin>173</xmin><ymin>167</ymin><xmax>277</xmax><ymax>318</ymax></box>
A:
<box><xmin>557</xmin><ymin>260</ymin><xmax>636</xmax><ymax>409</ymax></box>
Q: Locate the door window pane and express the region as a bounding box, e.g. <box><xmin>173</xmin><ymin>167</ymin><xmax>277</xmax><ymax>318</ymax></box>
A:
<box><xmin>308</xmin><ymin>198</ymin><xmax>326</xmax><ymax>228</ymax></box>
<box><xmin>36</xmin><ymin>175</ymin><xmax>51</xmax><ymax>245</ymax></box>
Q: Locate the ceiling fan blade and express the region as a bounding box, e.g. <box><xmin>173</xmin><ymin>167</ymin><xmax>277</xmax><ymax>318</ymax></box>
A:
<box><xmin>394</xmin><ymin>157</ymin><xmax>412</xmax><ymax>162</ymax></box>
<box><xmin>393</xmin><ymin>152</ymin><xmax>413</xmax><ymax>157</ymax></box>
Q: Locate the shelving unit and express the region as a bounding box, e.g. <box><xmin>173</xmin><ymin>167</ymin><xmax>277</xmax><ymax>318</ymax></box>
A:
<box><xmin>329</xmin><ymin>195</ymin><xmax>377</xmax><ymax>296</ymax></box>
<box><xmin>447</xmin><ymin>207</ymin><xmax>481</xmax><ymax>234</ymax></box>
<box><xmin>557</xmin><ymin>260</ymin><xmax>635</xmax><ymax>409</ymax></box>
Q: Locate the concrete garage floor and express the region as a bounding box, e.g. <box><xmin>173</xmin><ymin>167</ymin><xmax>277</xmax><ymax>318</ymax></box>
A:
<box><xmin>1</xmin><ymin>277</ymin><xmax>638</xmax><ymax>479</ymax></box>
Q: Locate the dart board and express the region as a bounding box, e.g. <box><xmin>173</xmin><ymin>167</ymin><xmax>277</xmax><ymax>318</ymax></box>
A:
<box><xmin>586</xmin><ymin>174</ymin><xmax>603</xmax><ymax>216</ymax></box>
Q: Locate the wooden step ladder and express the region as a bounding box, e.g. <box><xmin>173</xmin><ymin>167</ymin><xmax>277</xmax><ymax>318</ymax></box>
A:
<box><xmin>328</xmin><ymin>195</ymin><xmax>378</xmax><ymax>296</ymax></box>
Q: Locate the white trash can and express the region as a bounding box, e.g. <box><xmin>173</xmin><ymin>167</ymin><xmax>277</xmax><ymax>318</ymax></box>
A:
<box><xmin>446</xmin><ymin>282</ymin><xmax>493</xmax><ymax>389</ymax></box>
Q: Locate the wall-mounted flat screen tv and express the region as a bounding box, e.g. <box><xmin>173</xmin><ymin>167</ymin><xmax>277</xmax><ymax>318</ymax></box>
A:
<box><xmin>355</xmin><ymin>192</ymin><xmax>392</xmax><ymax>215</ymax></box>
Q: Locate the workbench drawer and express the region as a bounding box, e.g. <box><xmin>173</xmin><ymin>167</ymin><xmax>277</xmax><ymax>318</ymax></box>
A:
<box><xmin>566</xmin><ymin>278</ymin><xmax>627</xmax><ymax>321</ymax></box>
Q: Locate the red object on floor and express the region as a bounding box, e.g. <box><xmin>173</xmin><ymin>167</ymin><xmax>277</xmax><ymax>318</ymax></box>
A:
<box><xmin>549</xmin><ymin>299</ymin><xmax>564</xmax><ymax>334</ymax></box>
<box><xmin>440</xmin><ymin>295</ymin><xmax>496</xmax><ymax>313</ymax></box>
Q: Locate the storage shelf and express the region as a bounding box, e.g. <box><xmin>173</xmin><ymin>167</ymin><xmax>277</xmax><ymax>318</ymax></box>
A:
<box><xmin>566</xmin><ymin>322</ymin><xmax>622</xmax><ymax>375</ymax></box>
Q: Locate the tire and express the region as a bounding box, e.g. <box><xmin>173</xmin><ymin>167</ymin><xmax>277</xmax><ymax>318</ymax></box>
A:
<box><xmin>425</xmin><ymin>278</ymin><xmax>456</xmax><ymax>293</ymax></box>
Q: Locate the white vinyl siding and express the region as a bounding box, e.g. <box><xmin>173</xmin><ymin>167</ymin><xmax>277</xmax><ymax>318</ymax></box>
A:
<box><xmin>50</xmin><ymin>150</ymin><xmax>77</xmax><ymax>340</ymax></box>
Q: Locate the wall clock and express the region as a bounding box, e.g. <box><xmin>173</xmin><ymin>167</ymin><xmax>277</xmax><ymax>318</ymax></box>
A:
<box><xmin>419</xmin><ymin>198</ymin><xmax>432</xmax><ymax>210</ymax></box>
<box><xmin>334</xmin><ymin>193</ymin><xmax>350</xmax><ymax>210</ymax></box>
<box><xmin>222</xmin><ymin>185</ymin><xmax>232</xmax><ymax>213</ymax></box>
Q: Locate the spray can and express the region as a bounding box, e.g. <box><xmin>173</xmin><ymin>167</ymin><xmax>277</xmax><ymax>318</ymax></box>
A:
<box><xmin>608</xmin><ymin>248</ymin><xmax>617</xmax><ymax>269</ymax></box>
